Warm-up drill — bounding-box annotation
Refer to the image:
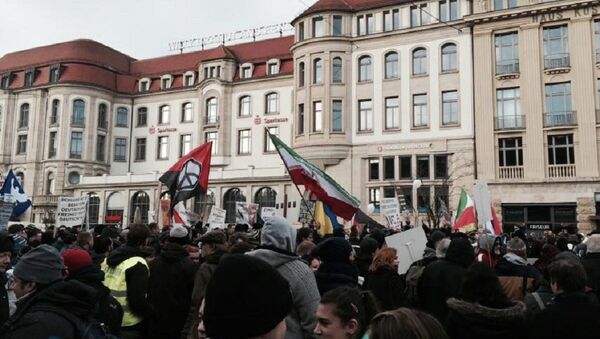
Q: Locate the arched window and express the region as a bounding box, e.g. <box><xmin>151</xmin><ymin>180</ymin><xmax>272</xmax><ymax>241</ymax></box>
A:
<box><xmin>385</xmin><ymin>52</ymin><xmax>399</xmax><ymax>79</ymax></box>
<box><xmin>298</xmin><ymin>62</ymin><xmax>305</xmax><ymax>87</ymax></box>
<box><xmin>72</xmin><ymin>99</ymin><xmax>85</xmax><ymax>126</ymax></box>
<box><xmin>194</xmin><ymin>190</ymin><xmax>215</xmax><ymax>219</ymax></box>
<box><xmin>116</xmin><ymin>107</ymin><xmax>128</xmax><ymax>127</ymax></box>
<box><xmin>313</xmin><ymin>58</ymin><xmax>323</xmax><ymax>84</ymax></box>
<box><xmin>223</xmin><ymin>188</ymin><xmax>246</xmax><ymax>223</ymax></box>
<box><xmin>265</xmin><ymin>93</ymin><xmax>279</xmax><ymax>114</ymax></box>
<box><xmin>332</xmin><ymin>57</ymin><xmax>343</xmax><ymax>83</ymax></box>
<box><xmin>358</xmin><ymin>56</ymin><xmax>372</xmax><ymax>82</ymax></box>
<box><xmin>87</xmin><ymin>193</ymin><xmax>100</xmax><ymax>226</ymax></box>
<box><xmin>239</xmin><ymin>96</ymin><xmax>251</xmax><ymax>117</ymax></box>
<box><xmin>98</xmin><ymin>103</ymin><xmax>107</xmax><ymax>129</ymax></box>
<box><xmin>130</xmin><ymin>191</ymin><xmax>150</xmax><ymax>224</ymax></box>
<box><xmin>106</xmin><ymin>192</ymin><xmax>125</xmax><ymax>224</ymax></box>
<box><xmin>206</xmin><ymin>97</ymin><xmax>218</xmax><ymax>124</ymax></box>
<box><xmin>45</xmin><ymin>172</ymin><xmax>55</xmax><ymax>195</ymax></box>
<box><xmin>255</xmin><ymin>187</ymin><xmax>277</xmax><ymax>217</ymax></box>
<box><xmin>159</xmin><ymin>105</ymin><xmax>170</xmax><ymax>124</ymax></box>
<box><xmin>182</xmin><ymin>102</ymin><xmax>193</xmax><ymax>122</ymax></box>
<box><xmin>19</xmin><ymin>103</ymin><xmax>29</xmax><ymax>128</ymax></box>
<box><xmin>441</xmin><ymin>43</ymin><xmax>458</xmax><ymax>72</ymax></box>
<box><xmin>412</xmin><ymin>48</ymin><xmax>428</xmax><ymax>75</ymax></box>
<box><xmin>50</xmin><ymin>99</ymin><xmax>59</xmax><ymax>125</ymax></box>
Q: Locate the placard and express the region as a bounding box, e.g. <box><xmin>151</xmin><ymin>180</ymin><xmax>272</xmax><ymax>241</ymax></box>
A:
<box><xmin>207</xmin><ymin>207</ymin><xmax>226</xmax><ymax>225</ymax></box>
<box><xmin>236</xmin><ymin>202</ymin><xmax>259</xmax><ymax>225</ymax></box>
<box><xmin>385</xmin><ymin>227</ymin><xmax>427</xmax><ymax>274</ymax></box>
<box><xmin>261</xmin><ymin>207</ymin><xmax>277</xmax><ymax>221</ymax></box>
<box><xmin>298</xmin><ymin>201</ymin><xmax>315</xmax><ymax>224</ymax></box>
<box><xmin>381</xmin><ymin>198</ymin><xmax>402</xmax><ymax>229</ymax></box>
<box><xmin>55</xmin><ymin>196</ymin><xmax>89</xmax><ymax>228</ymax></box>
<box><xmin>0</xmin><ymin>201</ymin><xmax>15</xmax><ymax>232</ymax></box>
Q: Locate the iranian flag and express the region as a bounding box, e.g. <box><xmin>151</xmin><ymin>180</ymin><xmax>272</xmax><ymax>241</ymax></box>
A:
<box><xmin>269</xmin><ymin>133</ymin><xmax>360</xmax><ymax>220</ymax></box>
<box><xmin>453</xmin><ymin>189</ymin><xmax>477</xmax><ymax>232</ymax></box>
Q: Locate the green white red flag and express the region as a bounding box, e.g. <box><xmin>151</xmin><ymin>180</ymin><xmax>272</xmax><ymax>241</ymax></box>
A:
<box><xmin>268</xmin><ymin>132</ymin><xmax>360</xmax><ymax>220</ymax></box>
<box><xmin>453</xmin><ymin>189</ymin><xmax>477</xmax><ymax>232</ymax></box>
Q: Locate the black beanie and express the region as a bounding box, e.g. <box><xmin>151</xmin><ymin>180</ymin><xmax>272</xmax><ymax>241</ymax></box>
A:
<box><xmin>0</xmin><ymin>233</ymin><xmax>14</xmax><ymax>253</ymax></box>
<box><xmin>204</xmin><ymin>254</ymin><xmax>292</xmax><ymax>339</ymax></box>
<box><xmin>311</xmin><ymin>237</ymin><xmax>352</xmax><ymax>263</ymax></box>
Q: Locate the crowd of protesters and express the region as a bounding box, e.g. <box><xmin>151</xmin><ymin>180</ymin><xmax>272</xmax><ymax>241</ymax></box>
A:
<box><xmin>1</xmin><ymin>217</ymin><xmax>600</xmax><ymax>339</ymax></box>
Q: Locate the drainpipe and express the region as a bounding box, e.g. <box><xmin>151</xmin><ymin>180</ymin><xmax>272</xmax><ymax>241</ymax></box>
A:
<box><xmin>470</xmin><ymin>25</ymin><xmax>478</xmax><ymax>181</ymax></box>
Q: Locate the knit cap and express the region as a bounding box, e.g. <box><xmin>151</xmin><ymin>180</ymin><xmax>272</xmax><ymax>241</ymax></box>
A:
<box><xmin>62</xmin><ymin>249</ymin><xmax>93</xmax><ymax>272</ymax></box>
<box><xmin>13</xmin><ymin>244</ymin><xmax>64</xmax><ymax>284</ymax></box>
<box><xmin>311</xmin><ymin>237</ymin><xmax>352</xmax><ymax>263</ymax></box>
<box><xmin>0</xmin><ymin>233</ymin><xmax>14</xmax><ymax>253</ymax></box>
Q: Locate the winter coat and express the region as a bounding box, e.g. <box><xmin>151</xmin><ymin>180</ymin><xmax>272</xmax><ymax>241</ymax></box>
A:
<box><xmin>355</xmin><ymin>254</ymin><xmax>373</xmax><ymax>278</ymax></box>
<box><xmin>495</xmin><ymin>253</ymin><xmax>542</xmax><ymax>301</ymax></box>
<box><xmin>314</xmin><ymin>262</ymin><xmax>359</xmax><ymax>295</ymax></box>
<box><xmin>445</xmin><ymin>298</ymin><xmax>527</xmax><ymax>339</ymax></box>
<box><xmin>0</xmin><ymin>280</ymin><xmax>96</xmax><ymax>339</ymax></box>
<box><xmin>362</xmin><ymin>266</ymin><xmax>405</xmax><ymax>311</ymax></box>
<box><xmin>531</xmin><ymin>291</ymin><xmax>600</xmax><ymax>339</ymax></box>
<box><xmin>523</xmin><ymin>285</ymin><xmax>554</xmax><ymax>319</ymax></box>
<box><xmin>581</xmin><ymin>252</ymin><xmax>600</xmax><ymax>299</ymax></box>
<box><xmin>0</xmin><ymin>274</ymin><xmax>9</xmax><ymax>326</ymax></box>
<box><xmin>147</xmin><ymin>242</ymin><xmax>198</xmax><ymax>339</ymax></box>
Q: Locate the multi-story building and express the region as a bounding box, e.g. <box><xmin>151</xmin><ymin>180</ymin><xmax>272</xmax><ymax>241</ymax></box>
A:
<box><xmin>468</xmin><ymin>0</ymin><xmax>600</xmax><ymax>233</ymax></box>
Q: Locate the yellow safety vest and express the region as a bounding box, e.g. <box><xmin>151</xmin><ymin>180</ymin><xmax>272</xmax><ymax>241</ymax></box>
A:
<box><xmin>101</xmin><ymin>256</ymin><xmax>148</xmax><ymax>327</ymax></box>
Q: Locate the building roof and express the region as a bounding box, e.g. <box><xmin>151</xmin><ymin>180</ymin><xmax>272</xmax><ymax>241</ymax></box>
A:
<box><xmin>294</xmin><ymin>0</ymin><xmax>409</xmax><ymax>22</ymax></box>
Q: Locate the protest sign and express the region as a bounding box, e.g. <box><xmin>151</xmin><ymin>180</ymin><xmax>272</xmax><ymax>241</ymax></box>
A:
<box><xmin>261</xmin><ymin>207</ymin><xmax>277</xmax><ymax>221</ymax></box>
<box><xmin>298</xmin><ymin>200</ymin><xmax>315</xmax><ymax>224</ymax></box>
<box><xmin>385</xmin><ymin>227</ymin><xmax>427</xmax><ymax>274</ymax></box>
<box><xmin>381</xmin><ymin>198</ymin><xmax>403</xmax><ymax>229</ymax></box>
<box><xmin>207</xmin><ymin>207</ymin><xmax>226</xmax><ymax>227</ymax></box>
<box><xmin>55</xmin><ymin>196</ymin><xmax>89</xmax><ymax>228</ymax></box>
<box><xmin>0</xmin><ymin>200</ymin><xmax>15</xmax><ymax>232</ymax></box>
<box><xmin>236</xmin><ymin>202</ymin><xmax>259</xmax><ymax>224</ymax></box>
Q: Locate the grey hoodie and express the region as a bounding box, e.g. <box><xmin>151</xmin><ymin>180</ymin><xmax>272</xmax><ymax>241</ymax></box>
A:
<box><xmin>247</xmin><ymin>216</ymin><xmax>319</xmax><ymax>339</ymax></box>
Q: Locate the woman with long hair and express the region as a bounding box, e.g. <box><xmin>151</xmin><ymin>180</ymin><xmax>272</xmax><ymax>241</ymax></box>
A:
<box><xmin>369</xmin><ymin>308</ymin><xmax>449</xmax><ymax>339</ymax></box>
<box><xmin>362</xmin><ymin>248</ymin><xmax>405</xmax><ymax>310</ymax></box>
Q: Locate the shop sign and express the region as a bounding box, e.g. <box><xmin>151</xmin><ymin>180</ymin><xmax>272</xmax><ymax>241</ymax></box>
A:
<box><xmin>149</xmin><ymin>127</ymin><xmax>177</xmax><ymax>134</ymax></box>
<box><xmin>254</xmin><ymin>115</ymin><xmax>289</xmax><ymax>125</ymax></box>
<box><xmin>528</xmin><ymin>224</ymin><xmax>551</xmax><ymax>231</ymax></box>
<box><xmin>105</xmin><ymin>215</ymin><xmax>122</xmax><ymax>223</ymax></box>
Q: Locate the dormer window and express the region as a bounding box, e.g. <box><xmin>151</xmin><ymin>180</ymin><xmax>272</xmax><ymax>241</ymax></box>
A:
<box><xmin>49</xmin><ymin>65</ymin><xmax>62</xmax><ymax>83</ymax></box>
<box><xmin>241</xmin><ymin>64</ymin><xmax>253</xmax><ymax>79</ymax></box>
<box><xmin>0</xmin><ymin>73</ymin><xmax>11</xmax><ymax>89</ymax></box>
<box><xmin>24</xmin><ymin>69</ymin><xmax>36</xmax><ymax>87</ymax></box>
<box><xmin>267</xmin><ymin>59</ymin><xmax>280</xmax><ymax>76</ymax></box>
<box><xmin>161</xmin><ymin>75</ymin><xmax>172</xmax><ymax>90</ymax></box>
<box><xmin>184</xmin><ymin>71</ymin><xmax>195</xmax><ymax>86</ymax></box>
<box><xmin>139</xmin><ymin>78</ymin><xmax>150</xmax><ymax>92</ymax></box>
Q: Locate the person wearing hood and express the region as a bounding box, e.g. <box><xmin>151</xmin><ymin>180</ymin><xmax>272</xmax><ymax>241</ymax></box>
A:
<box><xmin>495</xmin><ymin>238</ymin><xmax>541</xmax><ymax>301</ymax></box>
<box><xmin>247</xmin><ymin>216</ymin><xmax>320</xmax><ymax>339</ymax></box>
<box><xmin>418</xmin><ymin>237</ymin><xmax>475</xmax><ymax>322</ymax></box>
<box><xmin>62</xmin><ymin>248</ymin><xmax>123</xmax><ymax>335</ymax></box>
<box><xmin>311</xmin><ymin>237</ymin><xmax>359</xmax><ymax>295</ymax></box>
<box><xmin>0</xmin><ymin>244</ymin><xmax>96</xmax><ymax>339</ymax></box>
<box><xmin>147</xmin><ymin>226</ymin><xmax>198</xmax><ymax>339</ymax></box>
<box><xmin>101</xmin><ymin>223</ymin><xmax>152</xmax><ymax>339</ymax></box>
<box><xmin>446</xmin><ymin>263</ymin><xmax>527</xmax><ymax>339</ymax></box>
<box><xmin>0</xmin><ymin>233</ymin><xmax>14</xmax><ymax>325</ymax></box>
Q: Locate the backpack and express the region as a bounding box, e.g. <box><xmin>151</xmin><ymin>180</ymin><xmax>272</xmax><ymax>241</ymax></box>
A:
<box><xmin>404</xmin><ymin>265</ymin><xmax>425</xmax><ymax>308</ymax></box>
<box><xmin>38</xmin><ymin>306</ymin><xmax>119</xmax><ymax>339</ymax></box>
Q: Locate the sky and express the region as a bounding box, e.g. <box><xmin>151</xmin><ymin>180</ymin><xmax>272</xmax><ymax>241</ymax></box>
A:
<box><xmin>0</xmin><ymin>0</ymin><xmax>318</xmax><ymax>60</ymax></box>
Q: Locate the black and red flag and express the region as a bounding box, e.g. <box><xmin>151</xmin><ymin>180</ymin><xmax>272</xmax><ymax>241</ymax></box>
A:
<box><xmin>159</xmin><ymin>142</ymin><xmax>212</xmax><ymax>213</ymax></box>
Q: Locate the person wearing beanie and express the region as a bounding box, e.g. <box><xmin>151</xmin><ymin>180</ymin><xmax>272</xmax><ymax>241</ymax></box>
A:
<box><xmin>0</xmin><ymin>233</ymin><xmax>14</xmax><ymax>325</ymax></box>
<box><xmin>62</xmin><ymin>249</ymin><xmax>123</xmax><ymax>336</ymax></box>
<box><xmin>200</xmin><ymin>254</ymin><xmax>293</xmax><ymax>339</ymax></box>
<box><xmin>495</xmin><ymin>237</ymin><xmax>542</xmax><ymax>301</ymax></box>
<box><xmin>355</xmin><ymin>236</ymin><xmax>379</xmax><ymax>278</ymax></box>
<box><xmin>147</xmin><ymin>226</ymin><xmax>197</xmax><ymax>339</ymax></box>
<box><xmin>247</xmin><ymin>216</ymin><xmax>320</xmax><ymax>339</ymax></box>
<box><xmin>1</xmin><ymin>244</ymin><xmax>96</xmax><ymax>339</ymax></box>
<box><xmin>311</xmin><ymin>237</ymin><xmax>359</xmax><ymax>295</ymax></box>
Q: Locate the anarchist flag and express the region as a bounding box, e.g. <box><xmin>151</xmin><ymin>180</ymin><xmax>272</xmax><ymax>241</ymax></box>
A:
<box><xmin>159</xmin><ymin>142</ymin><xmax>212</xmax><ymax>213</ymax></box>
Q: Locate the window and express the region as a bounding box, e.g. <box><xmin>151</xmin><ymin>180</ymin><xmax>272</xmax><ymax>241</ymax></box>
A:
<box><xmin>48</xmin><ymin>132</ymin><xmax>57</xmax><ymax>158</ymax></box>
<box><xmin>494</xmin><ymin>0</ymin><xmax>517</xmax><ymax>10</ymax></box>
<box><xmin>19</xmin><ymin>103</ymin><xmax>29</xmax><ymax>128</ymax></box>
<box><xmin>299</xmin><ymin>62</ymin><xmax>305</xmax><ymax>87</ymax></box>
<box><xmin>137</xmin><ymin>107</ymin><xmax>147</xmax><ymax>127</ymax></box>
<box><xmin>0</xmin><ymin>74</ymin><xmax>10</xmax><ymax>89</ymax></box>
<box><xmin>332</xmin><ymin>58</ymin><xmax>343</xmax><ymax>83</ymax></box>
<box><xmin>441</xmin><ymin>43</ymin><xmax>457</xmax><ymax>72</ymax></box>
<box><xmin>116</xmin><ymin>107</ymin><xmax>128</xmax><ymax>127</ymax></box>
<box><xmin>255</xmin><ymin>188</ymin><xmax>277</xmax><ymax>216</ymax></box>
<box><xmin>383</xmin><ymin>9</ymin><xmax>400</xmax><ymax>31</ymax></box>
<box><xmin>298</xmin><ymin>22</ymin><xmax>305</xmax><ymax>41</ymax></box>
<box><xmin>312</xmin><ymin>101</ymin><xmax>323</xmax><ymax>132</ymax></box>
<box><xmin>98</xmin><ymin>103</ymin><xmax>107</xmax><ymax>129</ymax></box>
<box><xmin>369</xmin><ymin>188</ymin><xmax>380</xmax><ymax>211</ymax></box>
<box><xmin>545</xmin><ymin>83</ymin><xmax>574</xmax><ymax>127</ymax></box>
<box><xmin>385</xmin><ymin>52</ymin><xmax>399</xmax><ymax>79</ymax></box>
<box><xmin>358</xmin><ymin>100</ymin><xmax>373</xmax><ymax>131</ymax></box>
<box><xmin>548</xmin><ymin>134</ymin><xmax>574</xmax><ymax>165</ymax></box>
<box><xmin>206</xmin><ymin>131</ymin><xmax>218</xmax><ymax>155</ymax></box>
<box><xmin>46</xmin><ymin>173</ymin><xmax>55</xmax><ymax>195</ymax></box>
<box><xmin>434</xmin><ymin>155</ymin><xmax>448</xmax><ymax>178</ymax></box>
<box><xmin>266</xmin><ymin>63</ymin><xmax>278</xmax><ymax>76</ymax></box>
<box><xmin>495</xmin><ymin>32</ymin><xmax>519</xmax><ymax>75</ymax></box>
<box><xmin>442</xmin><ymin>91</ymin><xmax>459</xmax><ymax>125</ymax></box>
<box><xmin>366</xmin><ymin>14</ymin><xmax>374</xmax><ymax>34</ymax></box>
<box><xmin>384</xmin><ymin>157</ymin><xmax>395</xmax><ymax>180</ymax></box>
<box><xmin>157</xmin><ymin>136</ymin><xmax>169</xmax><ymax>160</ymax></box>
<box><xmin>180</xmin><ymin>134</ymin><xmax>192</xmax><ymax>157</ymax></box>
<box><xmin>96</xmin><ymin>135</ymin><xmax>106</xmax><ymax>162</ymax></box>
<box><xmin>130</xmin><ymin>192</ymin><xmax>150</xmax><ymax>224</ymax></box>
<box><xmin>313</xmin><ymin>58</ymin><xmax>323</xmax><ymax>84</ymax></box>
<box><xmin>313</xmin><ymin>17</ymin><xmax>325</xmax><ymax>37</ymax></box>
<box><xmin>68</xmin><ymin>172</ymin><xmax>80</xmax><ymax>185</ymax></box>
<box><xmin>264</xmin><ymin>126</ymin><xmax>279</xmax><ymax>152</ymax></box>
<box><xmin>333</xmin><ymin>16</ymin><xmax>343</xmax><ymax>36</ymax></box>
<box><xmin>385</xmin><ymin>97</ymin><xmax>399</xmax><ymax>130</ymax></box>
<box><xmin>399</xmin><ymin>156</ymin><xmax>412</xmax><ymax>179</ymax></box>
<box><xmin>17</xmin><ymin>135</ymin><xmax>27</xmax><ymax>154</ymax></box>
<box><xmin>24</xmin><ymin>70</ymin><xmax>34</xmax><ymax>87</ymax></box>
<box><xmin>140</xmin><ymin>80</ymin><xmax>149</xmax><ymax>92</ymax></box>
<box><xmin>499</xmin><ymin>138</ymin><xmax>523</xmax><ymax>167</ymax></box>
<box><xmin>131</xmin><ymin>138</ymin><xmax>145</xmax><ymax>161</ymax></box>
<box><xmin>357</xmin><ymin>14</ymin><xmax>374</xmax><ymax>35</ymax></box>
<box><xmin>596</xmin><ymin>21</ymin><xmax>600</xmax><ymax>63</ymax></box>
<box><xmin>159</xmin><ymin>105</ymin><xmax>170</xmax><ymax>124</ymax></box>
<box><xmin>358</xmin><ymin>56</ymin><xmax>372</xmax><ymax>82</ymax></box>
<box><xmin>49</xmin><ymin>66</ymin><xmax>61</xmax><ymax>83</ymax></box>
<box><xmin>223</xmin><ymin>188</ymin><xmax>247</xmax><ymax>223</ymax></box>
<box><xmin>238</xmin><ymin>129</ymin><xmax>251</xmax><ymax>155</ymax></box>
<box><xmin>439</xmin><ymin>0</ymin><xmax>458</xmax><ymax>22</ymax></box>
<box><xmin>413</xmin><ymin>94</ymin><xmax>429</xmax><ymax>127</ymax></box>
<box><xmin>50</xmin><ymin>99</ymin><xmax>59</xmax><ymax>125</ymax></box>
<box><xmin>369</xmin><ymin>158</ymin><xmax>380</xmax><ymax>180</ymax></box>
<box><xmin>241</xmin><ymin>66</ymin><xmax>252</xmax><ymax>79</ymax></box>
<box><xmin>265</xmin><ymin>93</ymin><xmax>279</xmax><ymax>114</ymax></box>
<box><xmin>206</xmin><ymin>97</ymin><xmax>218</xmax><ymax>124</ymax></box>
<box><xmin>412</xmin><ymin>48</ymin><xmax>428</xmax><ymax>75</ymax></box>
<box><xmin>298</xmin><ymin>103</ymin><xmax>305</xmax><ymax>135</ymax></box>
<box><xmin>70</xmin><ymin>132</ymin><xmax>83</xmax><ymax>159</ymax></box>
<box><xmin>417</xmin><ymin>186</ymin><xmax>430</xmax><ymax>211</ymax></box>
<box><xmin>411</xmin><ymin>5</ymin><xmax>428</xmax><ymax>27</ymax></box>
<box><xmin>332</xmin><ymin>100</ymin><xmax>343</xmax><ymax>132</ymax></box>
<box><xmin>543</xmin><ymin>26</ymin><xmax>569</xmax><ymax>69</ymax></box>
<box><xmin>417</xmin><ymin>155</ymin><xmax>430</xmax><ymax>178</ymax></box>
<box><xmin>111</xmin><ymin>138</ymin><xmax>125</xmax><ymax>161</ymax></box>
<box><xmin>71</xmin><ymin>99</ymin><xmax>85</xmax><ymax>126</ymax></box>
<box><xmin>357</xmin><ymin>15</ymin><xmax>366</xmax><ymax>36</ymax></box>
<box><xmin>239</xmin><ymin>96</ymin><xmax>251</xmax><ymax>117</ymax></box>
<box><xmin>185</xmin><ymin>74</ymin><xmax>194</xmax><ymax>86</ymax></box>
<box><xmin>161</xmin><ymin>77</ymin><xmax>171</xmax><ymax>89</ymax></box>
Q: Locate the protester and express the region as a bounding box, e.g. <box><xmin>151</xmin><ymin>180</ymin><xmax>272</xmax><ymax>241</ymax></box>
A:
<box><xmin>296</xmin><ymin>240</ymin><xmax>316</xmax><ymax>257</ymax></box>
<box><xmin>314</xmin><ymin>286</ymin><xmax>380</xmax><ymax>339</ymax></box>
<box><xmin>369</xmin><ymin>308</ymin><xmax>449</xmax><ymax>339</ymax></box>
<box><xmin>101</xmin><ymin>224</ymin><xmax>152</xmax><ymax>339</ymax></box>
<box><xmin>0</xmin><ymin>245</ymin><xmax>96</xmax><ymax>338</ymax></box>
<box><xmin>296</xmin><ymin>227</ymin><xmax>314</xmax><ymax>246</ymax></box>
<box><xmin>7</xmin><ymin>224</ymin><xmax>27</xmax><ymax>266</ymax></box>
<box><xmin>523</xmin><ymin>262</ymin><xmax>555</xmax><ymax>319</ymax></box>
<box><xmin>495</xmin><ymin>238</ymin><xmax>541</xmax><ymax>301</ymax></box>
<box><xmin>0</xmin><ymin>233</ymin><xmax>14</xmax><ymax>325</ymax></box>
<box><xmin>581</xmin><ymin>234</ymin><xmax>600</xmax><ymax>299</ymax></box>
<box><xmin>92</xmin><ymin>235</ymin><xmax>113</xmax><ymax>267</ymax></box>
<box><xmin>476</xmin><ymin>233</ymin><xmax>499</xmax><ymax>267</ymax></box>
<box><xmin>200</xmin><ymin>254</ymin><xmax>293</xmax><ymax>339</ymax></box>
<box><xmin>74</xmin><ymin>231</ymin><xmax>94</xmax><ymax>252</ymax></box>
<box><xmin>355</xmin><ymin>236</ymin><xmax>379</xmax><ymax>278</ymax></box>
<box><xmin>435</xmin><ymin>238</ymin><xmax>451</xmax><ymax>258</ymax></box>
<box><xmin>302</xmin><ymin>255</ymin><xmax>320</xmax><ymax>271</ymax></box>
<box><xmin>311</xmin><ymin>237</ymin><xmax>359</xmax><ymax>295</ymax></box>
<box><xmin>532</xmin><ymin>244</ymin><xmax>560</xmax><ymax>274</ymax></box>
<box><xmin>362</xmin><ymin>247</ymin><xmax>404</xmax><ymax>311</ymax></box>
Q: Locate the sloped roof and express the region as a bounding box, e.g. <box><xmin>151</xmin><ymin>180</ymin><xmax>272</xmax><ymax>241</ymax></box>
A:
<box><xmin>294</xmin><ymin>0</ymin><xmax>409</xmax><ymax>22</ymax></box>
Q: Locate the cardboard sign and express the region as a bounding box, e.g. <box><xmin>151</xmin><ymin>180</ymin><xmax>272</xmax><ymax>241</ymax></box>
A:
<box><xmin>0</xmin><ymin>200</ymin><xmax>15</xmax><ymax>232</ymax></box>
<box><xmin>385</xmin><ymin>227</ymin><xmax>428</xmax><ymax>274</ymax></box>
<box><xmin>261</xmin><ymin>207</ymin><xmax>277</xmax><ymax>221</ymax></box>
<box><xmin>55</xmin><ymin>196</ymin><xmax>89</xmax><ymax>228</ymax></box>
<box><xmin>381</xmin><ymin>198</ymin><xmax>403</xmax><ymax>229</ymax></box>
<box><xmin>236</xmin><ymin>202</ymin><xmax>259</xmax><ymax>225</ymax></box>
<box><xmin>207</xmin><ymin>207</ymin><xmax>226</xmax><ymax>225</ymax></box>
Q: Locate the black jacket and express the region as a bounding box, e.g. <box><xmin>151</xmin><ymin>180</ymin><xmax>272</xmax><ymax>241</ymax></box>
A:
<box><xmin>531</xmin><ymin>291</ymin><xmax>600</xmax><ymax>339</ymax></box>
<box><xmin>147</xmin><ymin>242</ymin><xmax>198</xmax><ymax>339</ymax></box>
<box><xmin>362</xmin><ymin>266</ymin><xmax>405</xmax><ymax>311</ymax></box>
<box><xmin>0</xmin><ymin>280</ymin><xmax>95</xmax><ymax>339</ymax></box>
<box><xmin>582</xmin><ymin>252</ymin><xmax>600</xmax><ymax>299</ymax></box>
<box><xmin>0</xmin><ymin>274</ymin><xmax>9</xmax><ymax>326</ymax></box>
<box><xmin>446</xmin><ymin>298</ymin><xmax>527</xmax><ymax>339</ymax></box>
<box><xmin>314</xmin><ymin>262</ymin><xmax>359</xmax><ymax>295</ymax></box>
<box><xmin>354</xmin><ymin>254</ymin><xmax>373</xmax><ymax>278</ymax></box>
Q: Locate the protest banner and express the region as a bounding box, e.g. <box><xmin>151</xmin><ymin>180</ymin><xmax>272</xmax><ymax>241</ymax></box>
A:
<box><xmin>0</xmin><ymin>200</ymin><xmax>15</xmax><ymax>232</ymax></box>
<box><xmin>261</xmin><ymin>207</ymin><xmax>277</xmax><ymax>221</ymax></box>
<box><xmin>236</xmin><ymin>202</ymin><xmax>259</xmax><ymax>224</ymax></box>
<box><xmin>380</xmin><ymin>198</ymin><xmax>403</xmax><ymax>229</ymax></box>
<box><xmin>385</xmin><ymin>227</ymin><xmax>427</xmax><ymax>274</ymax></box>
<box><xmin>298</xmin><ymin>200</ymin><xmax>315</xmax><ymax>224</ymax></box>
<box><xmin>55</xmin><ymin>196</ymin><xmax>89</xmax><ymax>228</ymax></box>
<box><xmin>207</xmin><ymin>207</ymin><xmax>226</xmax><ymax>228</ymax></box>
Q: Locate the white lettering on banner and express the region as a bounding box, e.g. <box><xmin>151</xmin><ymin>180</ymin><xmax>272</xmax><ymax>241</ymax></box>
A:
<box><xmin>55</xmin><ymin>196</ymin><xmax>89</xmax><ymax>228</ymax></box>
<box><xmin>207</xmin><ymin>207</ymin><xmax>226</xmax><ymax>225</ymax></box>
<box><xmin>381</xmin><ymin>198</ymin><xmax>402</xmax><ymax>229</ymax></box>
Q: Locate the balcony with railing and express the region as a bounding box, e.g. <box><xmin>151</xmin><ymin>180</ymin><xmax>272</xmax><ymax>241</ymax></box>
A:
<box><xmin>548</xmin><ymin>164</ymin><xmax>576</xmax><ymax>178</ymax></box>
<box><xmin>544</xmin><ymin>53</ymin><xmax>570</xmax><ymax>70</ymax></box>
<box><xmin>34</xmin><ymin>195</ymin><xmax>61</xmax><ymax>206</ymax></box>
<box><xmin>543</xmin><ymin>111</ymin><xmax>576</xmax><ymax>128</ymax></box>
<box><xmin>495</xmin><ymin>115</ymin><xmax>525</xmax><ymax>130</ymax></box>
<box><xmin>498</xmin><ymin>166</ymin><xmax>524</xmax><ymax>179</ymax></box>
<box><xmin>495</xmin><ymin>59</ymin><xmax>520</xmax><ymax>75</ymax></box>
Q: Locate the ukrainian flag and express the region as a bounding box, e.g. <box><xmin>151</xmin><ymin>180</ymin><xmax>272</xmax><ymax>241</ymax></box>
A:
<box><xmin>315</xmin><ymin>201</ymin><xmax>342</xmax><ymax>236</ymax></box>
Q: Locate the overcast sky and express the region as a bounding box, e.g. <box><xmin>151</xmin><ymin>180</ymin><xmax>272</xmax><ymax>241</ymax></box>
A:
<box><xmin>0</xmin><ymin>0</ymin><xmax>317</xmax><ymax>59</ymax></box>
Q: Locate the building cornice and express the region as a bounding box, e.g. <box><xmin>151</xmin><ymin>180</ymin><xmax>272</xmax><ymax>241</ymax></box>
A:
<box><xmin>464</xmin><ymin>0</ymin><xmax>598</xmax><ymax>24</ymax></box>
